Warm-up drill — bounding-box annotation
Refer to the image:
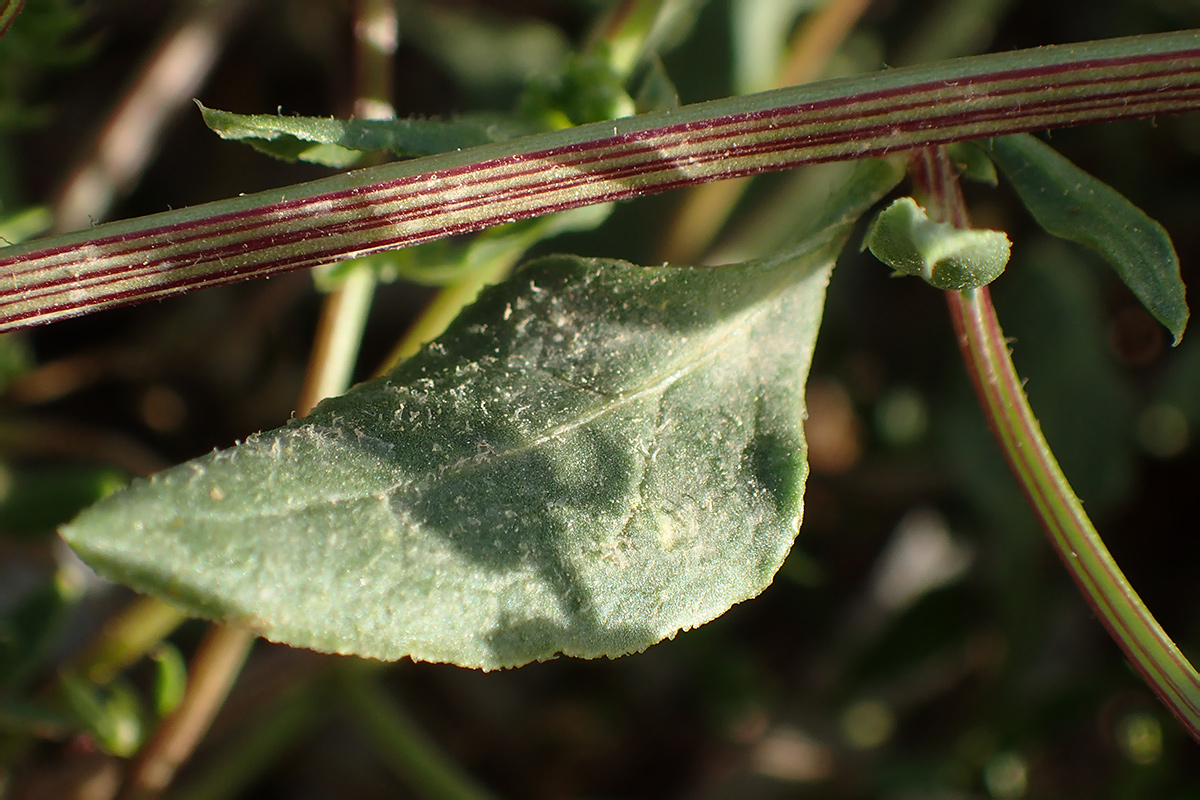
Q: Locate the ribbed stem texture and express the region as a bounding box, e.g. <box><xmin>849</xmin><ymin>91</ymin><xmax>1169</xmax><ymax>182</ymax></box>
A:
<box><xmin>0</xmin><ymin>31</ymin><xmax>1197</xmax><ymax>331</ymax></box>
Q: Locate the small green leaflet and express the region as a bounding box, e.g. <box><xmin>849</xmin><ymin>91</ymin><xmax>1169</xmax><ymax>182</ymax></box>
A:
<box><xmin>61</xmin><ymin>161</ymin><xmax>901</xmax><ymax>670</ymax></box>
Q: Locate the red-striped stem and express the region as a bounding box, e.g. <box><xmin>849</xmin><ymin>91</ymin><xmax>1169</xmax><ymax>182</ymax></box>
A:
<box><xmin>910</xmin><ymin>147</ymin><xmax>1200</xmax><ymax>743</ymax></box>
<box><xmin>1</xmin><ymin>30</ymin><xmax>1198</xmax><ymax>332</ymax></box>
<box><xmin>0</xmin><ymin>0</ymin><xmax>24</xmax><ymax>39</ymax></box>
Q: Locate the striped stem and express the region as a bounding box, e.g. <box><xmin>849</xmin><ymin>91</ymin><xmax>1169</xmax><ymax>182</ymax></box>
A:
<box><xmin>1</xmin><ymin>30</ymin><xmax>1197</xmax><ymax>331</ymax></box>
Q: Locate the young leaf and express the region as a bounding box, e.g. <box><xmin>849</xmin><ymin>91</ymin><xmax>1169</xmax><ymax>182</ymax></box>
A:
<box><xmin>864</xmin><ymin>196</ymin><xmax>1011</xmax><ymax>290</ymax></box>
<box><xmin>197</xmin><ymin>102</ymin><xmax>541</xmax><ymax>167</ymax></box>
<box><xmin>982</xmin><ymin>133</ymin><xmax>1189</xmax><ymax>343</ymax></box>
<box><xmin>61</xmin><ymin>217</ymin><xmax>870</xmax><ymax>670</ymax></box>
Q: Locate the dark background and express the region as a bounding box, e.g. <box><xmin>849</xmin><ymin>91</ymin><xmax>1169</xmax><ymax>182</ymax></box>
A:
<box><xmin>1</xmin><ymin>1</ymin><xmax>1198</xmax><ymax>797</ymax></box>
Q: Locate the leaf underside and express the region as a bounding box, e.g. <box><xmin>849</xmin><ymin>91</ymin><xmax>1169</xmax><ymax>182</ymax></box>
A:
<box><xmin>197</xmin><ymin>102</ymin><xmax>541</xmax><ymax>167</ymax></box>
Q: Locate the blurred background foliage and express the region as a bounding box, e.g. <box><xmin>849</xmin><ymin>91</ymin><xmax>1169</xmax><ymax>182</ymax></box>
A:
<box><xmin>0</xmin><ymin>0</ymin><xmax>1198</xmax><ymax>797</ymax></box>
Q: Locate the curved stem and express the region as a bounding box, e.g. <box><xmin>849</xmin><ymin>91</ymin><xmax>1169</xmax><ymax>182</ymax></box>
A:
<box><xmin>912</xmin><ymin>146</ymin><xmax>1200</xmax><ymax>742</ymax></box>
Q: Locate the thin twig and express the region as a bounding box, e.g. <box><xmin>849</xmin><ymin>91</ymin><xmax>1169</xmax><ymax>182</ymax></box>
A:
<box><xmin>117</xmin><ymin>625</ymin><xmax>255</xmax><ymax>800</ymax></box>
<box><xmin>52</xmin><ymin>0</ymin><xmax>246</xmax><ymax>232</ymax></box>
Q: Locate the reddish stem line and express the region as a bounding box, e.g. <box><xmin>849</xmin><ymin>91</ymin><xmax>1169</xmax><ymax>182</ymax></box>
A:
<box><xmin>1</xmin><ymin>36</ymin><xmax>1197</xmax><ymax>331</ymax></box>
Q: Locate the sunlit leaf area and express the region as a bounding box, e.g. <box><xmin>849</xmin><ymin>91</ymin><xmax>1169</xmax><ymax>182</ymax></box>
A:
<box><xmin>1</xmin><ymin>1</ymin><xmax>1198</xmax><ymax>797</ymax></box>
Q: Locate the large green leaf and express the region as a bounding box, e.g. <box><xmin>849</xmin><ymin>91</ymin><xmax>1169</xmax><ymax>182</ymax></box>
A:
<box><xmin>61</xmin><ymin>162</ymin><xmax>898</xmax><ymax>669</ymax></box>
<box><xmin>983</xmin><ymin>133</ymin><xmax>1189</xmax><ymax>344</ymax></box>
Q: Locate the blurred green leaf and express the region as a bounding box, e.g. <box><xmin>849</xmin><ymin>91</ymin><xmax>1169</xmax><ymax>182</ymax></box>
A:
<box><xmin>0</xmin><ymin>463</ymin><xmax>125</xmax><ymax>537</ymax></box>
<box><xmin>864</xmin><ymin>196</ymin><xmax>1011</xmax><ymax>290</ymax></box>
<box><xmin>0</xmin><ymin>0</ymin><xmax>91</xmax><ymax>132</ymax></box>
<box><xmin>520</xmin><ymin>49</ymin><xmax>636</xmax><ymax>128</ymax></box>
<box><xmin>398</xmin><ymin>1</ymin><xmax>569</xmax><ymax>100</ymax></box>
<box><xmin>633</xmin><ymin>56</ymin><xmax>680</xmax><ymax>114</ymax></box>
<box><xmin>149</xmin><ymin>643</ymin><xmax>186</xmax><ymax>718</ymax></box>
<box><xmin>59</xmin><ymin>672</ymin><xmax>143</xmax><ymax>756</ymax></box>
<box><xmin>0</xmin><ymin>205</ymin><xmax>49</xmax><ymax>241</ymax></box>
<box><xmin>0</xmin><ymin>574</ymin><xmax>80</xmax><ymax>692</ymax></box>
<box><xmin>983</xmin><ymin>133</ymin><xmax>1189</xmax><ymax>344</ymax></box>
<box><xmin>198</xmin><ymin>102</ymin><xmax>542</xmax><ymax>167</ymax></box>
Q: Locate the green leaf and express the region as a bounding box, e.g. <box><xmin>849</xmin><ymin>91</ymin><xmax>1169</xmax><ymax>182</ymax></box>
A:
<box><xmin>149</xmin><ymin>644</ymin><xmax>187</xmax><ymax>718</ymax></box>
<box><xmin>59</xmin><ymin>673</ymin><xmax>144</xmax><ymax>757</ymax></box>
<box><xmin>62</xmin><ymin>230</ymin><xmax>856</xmax><ymax>672</ymax></box>
<box><xmin>197</xmin><ymin>102</ymin><xmax>541</xmax><ymax>167</ymax></box>
<box><xmin>983</xmin><ymin>133</ymin><xmax>1189</xmax><ymax>344</ymax></box>
<box><xmin>945</xmin><ymin>142</ymin><xmax>997</xmax><ymax>186</ymax></box>
<box><xmin>864</xmin><ymin>196</ymin><xmax>1011</xmax><ymax>290</ymax></box>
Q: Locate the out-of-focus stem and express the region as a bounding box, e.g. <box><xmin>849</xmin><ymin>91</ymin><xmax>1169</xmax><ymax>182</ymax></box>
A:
<box><xmin>52</xmin><ymin>0</ymin><xmax>245</xmax><ymax>232</ymax></box>
<box><xmin>69</xmin><ymin>596</ymin><xmax>187</xmax><ymax>687</ymax></box>
<box><xmin>656</xmin><ymin>0</ymin><xmax>874</xmax><ymax>264</ymax></box>
<box><xmin>335</xmin><ymin>663</ymin><xmax>495</xmax><ymax>800</ymax></box>
<box><xmin>297</xmin><ymin>265</ymin><xmax>376</xmax><ymax>414</ymax></box>
<box><xmin>117</xmin><ymin>625</ymin><xmax>255</xmax><ymax>800</ymax></box>
<box><xmin>912</xmin><ymin>146</ymin><xmax>1200</xmax><ymax>743</ymax></box>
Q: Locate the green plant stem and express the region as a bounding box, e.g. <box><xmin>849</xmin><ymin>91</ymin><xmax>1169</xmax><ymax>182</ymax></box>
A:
<box><xmin>68</xmin><ymin>596</ymin><xmax>187</xmax><ymax>687</ymax></box>
<box><xmin>3</xmin><ymin>31</ymin><xmax>1196</xmax><ymax>332</ymax></box>
<box><xmin>297</xmin><ymin>265</ymin><xmax>376</xmax><ymax>414</ymax></box>
<box><xmin>0</xmin><ymin>0</ymin><xmax>24</xmax><ymax>39</ymax></box>
<box><xmin>334</xmin><ymin>663</ymin><xmax>495</xmax><ymax>800</ymax></box>
<box><xmin>117</xmin><ymin>625</ymin><xmax>255</xmax><ymax>800</ymax></box>
<box><xmin>912</xmin><ymin>146</ymin><xmax>1200</xmax><ymax>743</ymax></box>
